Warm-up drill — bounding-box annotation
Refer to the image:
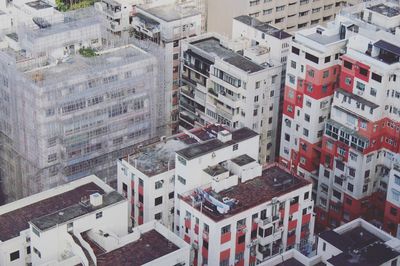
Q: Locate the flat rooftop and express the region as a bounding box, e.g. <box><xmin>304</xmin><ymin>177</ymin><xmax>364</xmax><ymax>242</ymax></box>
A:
<box><xmin>204</xmin><ymin>164</ymin><xmax>229</xmax><ymax>176</ymax></box>
<box><xmin>305</xmin><ymin>32</ymin><xmax>342</xmax><ymax>45</ymax></box>
<box><xmin>25</xmin><ymin>0</ymin><xmax>52</xmax><ymax>9</ymax></box>
<box><xmin>231</xmin><ymin>154</ymin><xmax>256</xmax><ymax>166</ymax></box>
<box><xmin>182</xmin><ymin>165</ymin><xmax>310</xmax><ymax>221</ymax></box>
<box><xmin>177</xmin><ymin>127</ymin><xmax>258</xmax><ymax>160</ymax></box>
<box><xmin>143</xmin><ymin>4</ymin><xmax>200</xmax><ymax>22</ymax></box>
<box><xmin>31</xmin><ymin>191</ymin><xmax>125</xmax><ymax>231</ymax></box>
<box><xmin>125</xmin><ymin>124</ymin><xmax>227</xmax><ymax>176</ymax></box>
<box><xmin>96</xmin><ymin>230</ymin><xmax>179</xmax><ymax>265</ymax></box>
<box><xmin>190</xmin><ymin>37</ymin><xmax>265</xmax><ymax>73</ymax></box>
<box><xmin>320</xmin><ymin>226</ymin><xmax>400</xmax><ymax>265</ymax></box>
<box><xmin>0</xmin><ymin>182</ymin><xmax>104</xmax><ymax>241</ymax></box>
<box><xmin>234</xmin><ymin>15</ymin><xmax>291</xmax><ymax>40</ymax></box>
<box><xmin>368</xmin><ymin>3</ymin><xmax>400</xmax><ymax>17</ymax></box>
<box><xmin>27</xmin><ymin>45</ymin><xmax>150</xmax><ymax>84</ymax></box>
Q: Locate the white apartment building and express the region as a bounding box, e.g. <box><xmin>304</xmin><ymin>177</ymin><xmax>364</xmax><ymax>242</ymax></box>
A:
<box><xmin>207</xmin><ymin>0</ymin><xmax>359</xmax><ymax>37</ymax></box>
<box><xmin>116</xmin><ymin>124</ymin><xmax>236</xmax><ymax>229</ymax></box>
<box><xmin>173</xmin><ymin>127</ymin><xmax>314</xmax><ymax>265</ymax></box>
<box><xmin>0</xmin><ymin>9</ymin><xmax>167</xmax><ymax>202</ymax></box>
<box><xmin>260</xmin><ymin>219</ymin><xmax>400</xmax><ymax>266</ymax></box>
<box><xmin>0</xmin><ymin>175</ymin><xmax>190</xmax><ymax>266</ymax></box>
<box><xmin>131</xmin><ymin>3</ymin><xmax>202</xmax><ymax>134</ymax></box>
<box><xmin>179</xmin><ymin>32</ymin><xmax>285</xmax><ymax>163</ymax></box>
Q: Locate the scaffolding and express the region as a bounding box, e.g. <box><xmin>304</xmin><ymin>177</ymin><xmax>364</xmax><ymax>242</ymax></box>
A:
<box><xmin>0</xmin><ymin>7</ymin><xmax>168</xmax><ymax>202</ymax></box>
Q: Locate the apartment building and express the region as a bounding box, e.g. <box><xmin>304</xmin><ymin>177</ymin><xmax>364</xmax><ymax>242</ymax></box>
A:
<box><xmin>179</xmin><ymin>32</ymin><xmax>286</xmax><ymax>163</ymax></box>
<box><xmin>0</xmin><ymin>9</ymin><xmax>167</xmax><ymax>202</ymax></box>
<box><xmin>279</xmin><ymin>0</ymin><xmax>400</xmax><ymax>234</ymax></box>
<box><xmin>261</xmin><ymin>218</ymin><xmax>400</xmax><ymax>266</ymax></box>
<box><xmin>0</xmin><ymin>175</ymin><xmax>190</xmax><ymax>265</ymax></box>
<box><xmin>172</xmin><ymin>126</ymin><xmax>314</xmax><ymax>265</ymax></box>
<box><xmin>207</xmin><ymin>0</ymin><xmax>357</xmax><ymax>37</ymax></box>
<box><xmin>131</xmin><ymin>3</ymin><xmax>202</xmax><ymax>134</ymax></box>
<box><xmin>116</xmin><ymin>124</ymin><xmax>227</xmax><ymax>229</ymax></box>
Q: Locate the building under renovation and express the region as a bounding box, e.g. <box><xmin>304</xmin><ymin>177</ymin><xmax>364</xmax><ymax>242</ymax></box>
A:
<box><xmin>0</xmin><ymin>8</ymin><xmax>167</xmax><ymax>203</ymax></box>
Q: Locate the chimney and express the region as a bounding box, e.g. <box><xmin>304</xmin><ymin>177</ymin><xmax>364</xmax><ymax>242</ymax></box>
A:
<box><xmin>90</xmin><ymin>193</ymin><xmax>103</xmax><ymax>207</ymax></box>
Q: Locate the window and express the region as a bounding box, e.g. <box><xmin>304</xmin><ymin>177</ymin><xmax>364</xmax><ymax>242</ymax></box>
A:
<box><xmin>371</xmin><ymin>72</ymin><xmax>382</xmax><ymax>83</ymax></box>
<box><xmin>305</xmin><ymin>53</ymin><xmax>319</xmax><ymax>64</ymax></box>
<box><xmin>323</xmin><ymin>70</ymin><xmax>329</xmax><ymax>78</ymax></box>
<box><xmin>155</xmin><ymin>212</ymin><xmax>162</xmax><ymax>220</ymax></box>
<box><xmin>32</xmin><ymin>226</ymin><xmax>40</xmax><ymax>237</ymax></box>
<box><xmin>173</xmin><ymin>53</ymin><xmax>179</xmax><ymax>60</ymax></box>
<box><xmin>276</xmin><ymin>5</ymin><xmax>285</xmax><ymax>11</ymax></box>
<box><xmin>346</xmin><ymin>197</ymin><xmax>352</xmax><ymax>205</ymax></box>
<box><xmin>10</xmin><ymin>251</ymin><xmax>19</xmax><ymax>261</ymax></box>
<box><xmin>27</xmin><ymin>246</ymin><xmax>31</xmax><ymax>254</ymax></box>
<box><xmin>155</xmin><ymin>196</ymin><xmax>163</xmax><ymax>206</ymax></box>
<box><xmin>96</xmin><ymin>212</ymin><xmax>103</xmax><ymax>219</ymax></box>
<box><xmin>303</xmin><ymin>128</ymin><xmax>309</xmax><ymax>137</ymax></box>
<box><xmin>345</xmin><ymin>77</ymin><xmax>352</xmax><ymax>85</ymax></box>
<box><xmin>322</xmin><ymin>242</ymin><xmax>326</xmax><ymax>251</ymax></box>
<box><xmin>178</xmin><ymin>175</ymin><xmax>186</xmax><ymax>185</ymax></box>
<box><xmin>304</xmin><ymin>114</ymin><xmax>310</xmax><ymax>122</ymax></box>
<box><xmin>359</xmin><ymin>67</ymin><xmax>368</xmax><ymax>76</ymax></box>
<box><xmin>390</xmin><ymin>207</ymin><xmax>397</xmax><ymax>216</ymax></box>
<box><xmin>155</xmin><ymin>180</ymin><xmax>163</xmax><ymax>189</ymax></box>
<box><xmin>333</xmin><ymin>189</ymin><xmax>341</xmax><ymax>200</ymax></box>
<box><xmin>33</xmin><ymin>247</ymin><xmax>41</xmax><ymax>258</ymax></box>
<box><xmin>221</xmin><ymin>225</ymin><xmax>231</xmax><ymax>234</ymax></box>
<box><xmin>324</xmin><ymin>56</ymin><xmax>331</xmax><ymax>63</ymax></box>
<box><xmin>178</xmin><ymin>156</ymin><xmax>187</xmax><ymax>165</ymax></box>
<box><xmin>292</xmin><ymin>46</ymin><xmax>300</xmax><ymax>55</ymax></box>
<box><xmin>349</xmin><ymin>168</ymin><xmax>356</xmax><ymax>177</ymax></box>
<box><xmin>291</xmin><ymin>60</ymin><xmax>296</xmax><ymax>69</ymax></box>
<box><xmin>343</xmin><ymin>60</ymin><xmax>353</xmax><ymax>69</ymax></box>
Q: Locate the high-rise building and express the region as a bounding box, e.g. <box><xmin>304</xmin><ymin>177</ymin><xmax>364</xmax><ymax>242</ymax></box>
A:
<box><xmin>207</xmin><ymin>0</ymin><xmax>360</xmax><ymax>37</ymax></box>
<box><xmin>279</xmin><ymin>0</ymin><xmax>400</xmax><ymax>234</ymax></box>
<box><xmin>179</xmin><ymin>29</ymin><xmax>290</xmax><ymax>163</ymax></box>
<box><xmin>0</xmin><ymin>9</ymin><xmax>167</xmax><ymax>202</ymax></box>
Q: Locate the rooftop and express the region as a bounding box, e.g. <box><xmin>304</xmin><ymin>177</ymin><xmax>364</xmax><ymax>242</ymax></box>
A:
<box><xmin>0</xmin><ymin>182</ymin><xmax>104</xmax><ymax>241</ymax></box>
<box><xmin>96</xmin><ymin>230</ymin><xmax>179</xmax><ymax>265</ymax></box>
<box><xmin>231</xmin><ymin>154</ymin><xmax>256</xmax><ymax>167</ymax></box>
<box><xmin>234</xmin><ymin>15</ymin><xmax>291</xmax><ymax>40</ymax></box>
<box><xmin>368</xmin><ymin>3</ymin><xmax>400</xmax><ymax>17</ymax></box>
<box><xmin>320</xmin><ymin>226</ymin><xmax>400</xmax><ymax>266</ymax></box>
<box><xmin>143</xmin><ymin>4</ymin><xmax>200</xmax><ymax>22</ymax></box>
<box><xmin>204</xmin><ymin>164</ymin><xmax>229</xmax><ymax>176</ymax></box>
<box><xmin>25</xmin><ymin>0</ymin><xmax>52</xmax><ymax>9</ymax></box>
<box><xmin>306</xmin><ymin>32</ymin><xmax>342</xmax><ymax>45</ymax></box>
<box><xmin>31</xmin><ymin>191</ymin><xmax>125</xmax><ymax>231</ymax></box>
<box><xmin>125</xmin><ymin>124</ymin><xmax>227</xmax><ymax>176</ymax></box>
<box><xmin>336</xmin><ymin>88</ymin><xmax>380</xmax><ymax>109</ymax></box>
<box><xmin>182</xmin><ymin>165</ymin><xmax>310</xmax><ymax>221</ymax></box>
<box><xmin>190</xmin><ymin>37</ymin><xmax>265</xmax><ymax>73</ymax></box>
<box><xmin>177</xmin><ymin>127</ymin><xmax>258</xmax><ymax>160</ymax></box>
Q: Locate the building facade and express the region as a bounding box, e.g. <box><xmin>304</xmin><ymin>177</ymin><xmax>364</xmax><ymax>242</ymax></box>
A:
<box><xmin>207</xmin><ymin>0</ymin><xmax>359</xmax><ymax>37</ymax></box>
<box><xmin>279</xmin><ymin>1</ymin><xmax>400</xmax><ymax>235</ymax></box>
<box><xmin>0</xmin><ymin>10</ymin><xmax>167</xmax><ymax>202</ymax></box>
<box><xmin>179</xmin><ymin>31</ymin><xmax>288</xmax><ymax>163</ymax></box>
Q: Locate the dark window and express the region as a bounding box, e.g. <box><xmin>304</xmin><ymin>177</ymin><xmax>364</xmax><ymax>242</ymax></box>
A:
<box><xmin>304</xmin><ymin>191</ymin><xmax>309</xmax><ymax>200</ymax></box>
<box><xmin>27</xmin><ymin>246</ymin><xmax>31</xmax><ymax>254</ymax></box>
<box><xmin>359</xmin><ymin>67</ymin><xmax>368</xmax><ymax>76</ymax></box>
<box><xmin>233</xmin><ymin>144</ymin><xmax>239</xmax><ymax>151</ymax></box>
<box><xmin>302</xmin><ymin>208</ymin><xmax>307</xmax><ymax>215</ymax></box>
<box><xmin>155</xmin><ymin>196</ymin><xmax>163</xmax><ymax>206</ymax></box>
<box><xmin>10</xmin><ymin>251</ymin><xmax>19</xmax><ymax>261</ymax></box>
<box><xmin>238</xmin><ymin>234</ymin><xmax>245</xmax><ymax>244</ymax></box>
<box><xmin>305</xmin><ymin>52</ymin><xmax>319</xmax><ymax>64</ymax></box>
<box><xmin>265</xmin><ymin>227</ymin><xmax>273</xmax><ymax>236</ymax></box>
<box><xmin>169</xmin><ymin>192</ymin><xmax>174</xmax><ymax>199</ymax></box>
<box><xmin>292</xmin><ymin>46</ymin><xmax>300</xmax><ymax>55</ymax></box>
<box><xmin>390</xmin><ymin>207</ymin><xmax>398</xmax><ymax>216</ymax></box>
<box><xmin>155</xmin><ymin>212</ymin><xmax>162</xmax><ymax>220</ymax></box>
<box><xmin>333</xmin><ymin>189</ymin><xmax>341</xmax><ymax>200</ymax></box>
<box><xmin>348</xmin><ymin>183</ymin><xmax>354</xmax><ymax>192</ymax></box>
<box><xmin>343</xmin><ymin>60</ymin><xmax>353</xmax><ymax>69</ymax></box>
<box><xmin>336</xmin><ymin>160</ymin><xmax>345</xmax><ymax>171</ymax></box>
<box><xmin>324</xmin><ymin>56</ymin><xmax>331</xmax><ymax>63</ymax></box>
<box><xmin>371</xmin><ymin>72</ymin><xmax>382</xmax><ymax>82</ymax></box>
<box><xmin>322</xmin><ymin>242</ymin><xmax>326</xmax><ymax>251</ymax></box>
<box><xmin>96</xmin><ymin>212</ymin><xmax>103</xmax><ymax>219</ymax></box>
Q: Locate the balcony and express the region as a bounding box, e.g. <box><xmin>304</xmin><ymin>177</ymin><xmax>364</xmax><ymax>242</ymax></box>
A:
<box><xmin>180</xmin><ymin>86</ymin><xmax>195</xmax><ymax>100</ymax></box>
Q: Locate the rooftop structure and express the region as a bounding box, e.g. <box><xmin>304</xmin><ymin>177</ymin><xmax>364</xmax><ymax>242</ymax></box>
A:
<box><xmin>144</xmin><ymin>4</ymin><xmax>200</xmax><ymax>22</ymax></box>
<box><xmin>367</xmin><ymin>3</ymin><xmax>400</xmax><ymax>17</ymax></box>
<box><xmin>177</xmin><ymin>127</ymin><xmax>258</xmax><ymax>160</ymax></box>
<box><xmin>318</xmin><ymin>218</ymin><xmax>400</xmax><ymax>266</ymax></box>
<box><xmin>190</xmin><ymin>37</ymin><xmax>266</xmax><ymax>73</ymax></box>
<box><xmin>234</xmin><ymin>15</ymin><xmax>292</xmax><ymax>40</ymax></box>
<box><xmin>25</xmin><ymin>0</ymin><xmax>52</xmax><ymax>10</ymax></box>
<box><xmin>0</xmin><ymin>181</ymin><xmax>105</xmax><ymax>242</ymax></box>
<box><xmin>181</xmin><ymin>164</ymin><xmax>311</xmax><ymax>221</ymax></box>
